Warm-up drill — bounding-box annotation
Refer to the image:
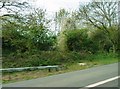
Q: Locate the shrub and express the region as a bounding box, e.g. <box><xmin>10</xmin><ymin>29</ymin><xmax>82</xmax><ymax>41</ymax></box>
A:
<box><xmin>2</xmin><ymin>51</ymin><xmax>83</xmax><ymax>68</ymax></box>
<box><xmin>64</xmin><ymin>29</ymin><xmax>98</xmax><ymax>53</ymax></box>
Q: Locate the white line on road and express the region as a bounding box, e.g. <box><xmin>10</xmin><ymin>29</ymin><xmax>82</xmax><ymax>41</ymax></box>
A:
<box><xmin>85</xmin><ymin>76</ymin><xmax>120</xmax><ymax>87</ymax></box>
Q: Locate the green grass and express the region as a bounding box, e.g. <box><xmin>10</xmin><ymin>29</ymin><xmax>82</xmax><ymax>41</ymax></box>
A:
<box><xmin>2</xmin><ymin>53</ymin><xmax>118</xmax><ymax>84</ymax></box>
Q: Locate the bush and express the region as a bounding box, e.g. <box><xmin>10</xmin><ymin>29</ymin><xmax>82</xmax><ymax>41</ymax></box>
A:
<box><xmin>64</xmin><ymin>29</ymin><xmax>98</xmax><ymax>53</ymax></box>
<box><xmin>2</xmin><ymin>51</ymin><xmax>82</xmax><ymax>68</ymax></box>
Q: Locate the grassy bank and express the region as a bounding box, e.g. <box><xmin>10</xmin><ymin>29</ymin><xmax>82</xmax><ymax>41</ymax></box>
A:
<box><xmin>2</xmin><ymin>53</ymin><xmax>118</xmax><ymax>84</ymax></box>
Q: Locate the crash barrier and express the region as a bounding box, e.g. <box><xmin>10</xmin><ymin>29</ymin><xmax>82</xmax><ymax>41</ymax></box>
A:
<box><xmin>0</xmin><ymin>65</ymin><xmax>67</xmax><ymax>72</ymax></box>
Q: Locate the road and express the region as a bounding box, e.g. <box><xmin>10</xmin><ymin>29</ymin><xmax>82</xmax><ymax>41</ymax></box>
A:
<box><xmin>97</xmin><ymin>78</ymin><xmax>118</xmax><ymax>87</ymax></box>
<box><xmin>2</xmin><ymin>62</ymin><xmax>119</xmax><ymax>88</ymax></box>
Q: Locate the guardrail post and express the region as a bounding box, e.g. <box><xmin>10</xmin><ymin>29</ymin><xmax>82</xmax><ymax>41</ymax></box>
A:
<box><xmin>55</xmin><ymin>67</ymin><xmax>59</xmax><ymax>71</ymax></box>
<box><xmin>8</xmin><ymin>72</ymin><xmax>11</xmax><ymax>80</ymax></box>
<box><xmin>48</xmin><ymin>68</ymin><xmax>51</xmax><ymax>72</ymax></box>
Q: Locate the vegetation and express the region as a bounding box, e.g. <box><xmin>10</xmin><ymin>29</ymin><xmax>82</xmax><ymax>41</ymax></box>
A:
<box><xmin>0</xmin><ymin>0</ymin><xmax>119</xmax><ymax>83</ymax></box>
<box><xmin>3</xmin><ymin>53</ymin><xmax>118</xmax><ymax>84</ymax></box>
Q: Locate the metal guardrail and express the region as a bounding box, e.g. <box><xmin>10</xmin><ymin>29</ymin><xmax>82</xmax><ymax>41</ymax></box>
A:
<box><xmin>0</xmin><ymin>65</ymin><xmax>59</xmax><ymax>72</ymax></box>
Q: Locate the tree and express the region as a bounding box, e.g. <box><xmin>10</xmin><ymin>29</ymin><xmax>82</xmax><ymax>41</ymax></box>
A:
<box><xmin>1</xmin><ymin>1</ymin><xmax>30</xmax><ymax>55</ymax></box>
<box><xmin>61</xmin><ymin>17</ymin><xmax>77</xmax><ymax>31</ymax></box>
<box><xmin>0</xmin><ymin>0</ymin><xmax>29</xmax><ymax>37</ymax></box>
<box><xmin>77</xmin><ymin>1</ymin><xmax>118</xmax><ymax>53</ymax></box>
<box><xmin>0</xmin><ymin>0</ymin><xmax>29</xmax><ymax>26</ymax></box>
<box><xmin>56</xmin><ymin>9</ymin><xmax>69</xmax><ymax>32</ymax></box>
<box><xmin>24</xmin><ymin>8</ymin><xmax>55</xmax><ymax>51</ymax></box>
<box><xmin>56</xmin><ymin>9</ymin><xmax>78</xmax><ymax>52</ymax></box>
<box><xmin>0</xmin><ymin>1</ymin><xmax>29</xmax><ymax>13</ymax></box>
<box><xmin>2</xmin><ymin>19</ymin><xmax>28</xmax><ymax>53</ymax></box>
<box><xmin>89</xmin><ymin>28</ymin><xmax>112</xmax><ymax>52</ymax></box>
<box><xmin>2</xmin><ymin>7</ymin><xmax>56</xmax><ymax>54</ymax></box>
<box><xmin>64</xmin><ymin>29</ymin><xmax>98</xmax><ymax>53</ymax></box>
<box><xmin>1</xmin><ymin>1</ymin><xmax>27</xmax><ymax>52</ymax></box>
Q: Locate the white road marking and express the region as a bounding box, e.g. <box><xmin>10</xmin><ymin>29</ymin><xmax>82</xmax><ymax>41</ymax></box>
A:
<box><xmin>86</xmin><ymin>76</ymin><xmax>120</xmax><ymax>87</ymax></box>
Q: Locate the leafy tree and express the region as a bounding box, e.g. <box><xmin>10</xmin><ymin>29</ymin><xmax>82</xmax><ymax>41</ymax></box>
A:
<box><xmin>56</xmin><ymin>9</ymin><xmax>69</xmax><ymax>32</ymax></box>
<box><xmin>2</xmin><ymin>7</ymin><xmax>56</xmax><ymax>55</ymax></box>
<box><xmin>1</xmin><ymin>1</ymin><xmax>29</xmax><ymax>54</ymax></box>
<box><xmin>62</xmin><ymin>17</ymin><xmax>77</xmax><ymax>31</ymax></box>
<box><xmin>56</xmin><ymin>10</ymin><xmax>78</xmax><ymax>52</ymax></box>
<box><xmin>77</xmin><ymin>1</ymin><xmax>118</xmax><ymax>53</ymax></box>
<box><xmin>64</xmin><ymin>29</ymin><xmax>98</xmax><ymax>53</ymax></box>
<box><xmin>89</xmin><ymin>29</ymin><xmax>111</xmax><ymax>52</ymax></box>
<box><xmin>24</xmin><ymin>8</ymin><xmax>55</xmax><ymax>51</ymax></box>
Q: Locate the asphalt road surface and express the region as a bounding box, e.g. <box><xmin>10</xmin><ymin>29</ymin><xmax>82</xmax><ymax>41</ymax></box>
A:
<box><xmin>2</xmin><ymin>62</ymin><xmax>119</xmax><ymax>88</ymax></box>
<box><xmin>97</xmin><ymin>78</ymin><xmax>118</xmax><ymax>87</ymax></box>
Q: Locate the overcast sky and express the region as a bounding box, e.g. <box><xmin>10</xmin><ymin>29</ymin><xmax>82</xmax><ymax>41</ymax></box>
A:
<box><xmin>26</xmin><ymin>0</ymin><xmax>91</xmax><ymax>33</ymax></box>
<box><xmin>0</xmin><ymin>0</ymin><xmax>91</xmax><ymax>16</ymax></box>
<box><xmin>29</xmin><ymin>0</ymin><xmax>91</xmax><ymax>12</ymax></box>
<box><xmin>0</xmin><ymin>0</ymin><xmax>91</xmax><ymax>33</ymax></box>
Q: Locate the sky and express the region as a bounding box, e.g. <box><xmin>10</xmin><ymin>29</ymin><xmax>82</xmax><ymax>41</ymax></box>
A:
<box><xmin>26</xmin><ymin>0</ymin><xmax>91</xmax><ymax>33</ymax></box>
<box><xmin>0</xmin><ymin>0</ymin><xmax>91</xmax><ymax>16</ymax></box>
<box><xmin>28</xmin><ymin>0</ymin><xmax>91</xmax><ymax>12</ymax></box>
<box><xmin>0</xmin><ymin>0</ymin><xmax>91</xmax><ymax>33</ymax></box>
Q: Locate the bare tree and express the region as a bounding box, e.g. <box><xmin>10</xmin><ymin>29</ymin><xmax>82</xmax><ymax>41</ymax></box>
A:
<box><xmin>0</xmin><ymin>1</ymin><xmax>29</xmax><ymax>12</ymax></box>
<box><xmin>0</xmin><ymin>1</ymin><xmax>29</xmax><ymax>25</ymax></box>
<box><xmin>77</xmin><ymin>1</ymin><xmax>118</xmax><ymax>53</ymax></box>
<box><xmin>56</xmin><ymin>9</ymin><xmax>69</xmax><ymax>32</ymax></box>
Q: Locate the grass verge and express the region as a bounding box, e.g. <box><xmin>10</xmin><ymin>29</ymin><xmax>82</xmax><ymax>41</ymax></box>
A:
<box><xmin>2</xmin><ymin>53</ymin><xmax>119</xmax><ymax>84</ymax></box>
